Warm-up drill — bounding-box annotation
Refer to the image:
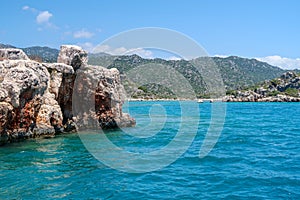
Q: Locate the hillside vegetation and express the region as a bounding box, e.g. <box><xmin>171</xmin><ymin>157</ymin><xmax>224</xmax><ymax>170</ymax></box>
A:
<box><xmin>0</xmin><ymin>44</ymin><xmax>289</xmax><ymax>99</ymax></box>
<box><xmin>89</xmin><ymin>54</ymin><xmax>285</xmax><ymax>98</ymax></box>
<box><xmin>224</xmin><ymin>71</ymin><xmax>300</xmax><ymax>102</ymax></box>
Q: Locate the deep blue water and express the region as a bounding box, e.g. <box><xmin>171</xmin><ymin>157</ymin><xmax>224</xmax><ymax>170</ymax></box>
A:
<box><xmin>1</xmin><ymin>102</ymin><xmax>300</xmax><ymax>199</ymax></box>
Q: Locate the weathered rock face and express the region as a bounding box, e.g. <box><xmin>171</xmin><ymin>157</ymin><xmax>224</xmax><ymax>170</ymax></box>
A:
<box><xmin>73</xmin><ymin>65</ymin><xmax>135</xmax><ymax>129</ymax></box>
<box><xmin>57</xmin><ymin>45</ymin><xmax>88</xmax><ymax>124</ymax></box>
<box><xmin>0</xmin><ymin>59</ymin><xmax>64</xmax><ymax>144</ymax></box>
<box><xmin>57</xmin><ymin>45</ymin><xmax>135</xmax><ymax>129</ymax></box>
<box><xmin>0</xmin><ymin>48</ymin><xmax>29</xmax><ymax>60</ymax></box>
<box><xmin>0</xmin><ymin>102</ymin><xmax>14</xmax><ymax>144</ymax></box>
<box><xmin>0</xmin><ymin>45</ymin><xmax>135</xmax><ymax>145</ymax></box>
<box><xmin>57</xmin><ymin>45</ymin><xmax>88</xmax><ymax>71</ymax></box>
<box><xmin>48</xmin><ymin>63</ymin><xmax>74</xmax><ymax>99</ymax></box>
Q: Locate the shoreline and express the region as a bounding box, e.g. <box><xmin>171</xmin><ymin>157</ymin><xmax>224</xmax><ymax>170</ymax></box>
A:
<box><xmin>127</xmin><ymin>97</ymin><xmax>223</xmax><ymax>101</ymax></box>
<box><xmin>127</xmin><ymin>97</ymin><xmax>300</xmax><ymax>102</ymax></box>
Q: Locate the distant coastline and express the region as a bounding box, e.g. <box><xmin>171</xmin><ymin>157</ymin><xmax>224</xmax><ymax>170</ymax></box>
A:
<box><xmin>128</xmin><ymin>97</ymin><xmax>300</xmax><ymax>102</ymax></box>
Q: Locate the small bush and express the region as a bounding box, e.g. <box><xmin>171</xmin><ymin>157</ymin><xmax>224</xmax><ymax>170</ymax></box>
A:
<box><xmin>226</xmin><ymin>90</ymin><xmax>238</xmax><ymax>96</ymax></box>
<box><xmin>267</xmin><ymin>90</ymin><xmax>280</xmax><ymax>97</ymax></box>
<box><xmin>138</xmin><ymin>85</ymin><xmax>148</xmax><ymax>93</ymax></box>
<box><xmin>197</xmin><ymin>93</ymin><xmax>211</xmax><ymax>99</ymax></box>
<box><xmin>284</xmin><ymin>88</ymin><xmax>299</xmax><ymax>97</ymax></box>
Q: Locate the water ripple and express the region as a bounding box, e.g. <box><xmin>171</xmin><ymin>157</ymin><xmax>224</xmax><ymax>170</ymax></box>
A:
<box><xmin>1</xmin><ymin>102</ymin><xmax>300</xmax><ymax>199</ymax></box>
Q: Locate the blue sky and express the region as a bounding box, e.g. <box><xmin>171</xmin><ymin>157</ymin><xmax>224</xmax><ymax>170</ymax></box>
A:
<box><xmin>1</xmin><ymin>0</ymin><xmax>300</xmax><ymax>69</ymax></box>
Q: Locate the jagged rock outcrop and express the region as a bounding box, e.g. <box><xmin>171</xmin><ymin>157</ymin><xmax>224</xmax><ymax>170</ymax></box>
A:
<box><xmin>57</xmin><ymin>45</ymin><xmax>88</xmax><ymax>70</ymax></box>
<box><xmin>56</xmin><ymin>45</ymin><xmax>88</xmax><ymax>124</ymax></box>
<box><xmin>0</xmin><ymin>45</ymin><xmax>135</xmax><ymax>145</ymax></box>
<box><xmin>57</xmin><ymin>45</ymin><xmax>135</xmax><ymax>129</ymax></box>
<box><xmin>223</xmin><ymin>71</ymin><xmax>300</xmax><ymax>102</ymax></box>
<box><xmin>74</xmin><ymin>65</ymin><xmax>135</xmax><ymax>129</ymax></box>
<box><xmin>0</xmin><ymin>48</ymin><xmax>29</xmax><ymax>60</ymax></box>
<box><xmin>0</xmin><ymin>58</ymin><xmax>68</xmax><ymax>144</ymax></box>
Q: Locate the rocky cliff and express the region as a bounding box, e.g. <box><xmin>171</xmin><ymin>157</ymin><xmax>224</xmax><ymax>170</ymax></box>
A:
<box><xmin>223</xmin><ymin>71</ymin><xmax>300</xmax><ymax>102</ymax></box>
<box><xmin>0</xmin><ymin>45</ymin><xmax>135</xmax><ymax>145</ymax></box>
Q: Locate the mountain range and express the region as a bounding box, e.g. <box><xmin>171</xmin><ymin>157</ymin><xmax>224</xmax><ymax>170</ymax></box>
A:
<box><xmin>88</xmin><ymin>53</ymin><xmax>285</xmax><ymax>98</ymax></box>
<box><xmin>0</xmin><ymin>43</ymin><xmax>291</xmax><ymax>98</ymax></box>
<box><xmin>0</xmin><ymin>43</ymin><xmax>59</xmax><ymax>63</ymax></box>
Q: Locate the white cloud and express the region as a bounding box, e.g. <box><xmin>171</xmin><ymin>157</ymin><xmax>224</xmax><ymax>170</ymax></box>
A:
<box><xmin>22</xmin><ymin>6</ymin><xmax>30</xmax><ymax>10</ymax></box>
<box><xmin>167</xmin><ymin>56</ymin><xmax>182</xmax><ymax>61</ymax></box>
<box><xmin>214</xmin><ymin>54</ymin><xmax>229</xmax><ymax>58</ymax></box>
<box><xmin>256</xmin><ymin>55</ymin><xmax>300</xmax><ymax>70</ymax></box>
<box><xmin>22</xmin><ymin>6</ymin><xmax>56</xmax><ymax>29</ymax></box>
<box><xmin>73</xmin><ymin>29</ymin><xmax>94</xmax><ymax>39</ymax></box>
<box><xmin>92</xmin><ymin>45</ymin><xmax>153</xmax><ymax>58</ymax></box>
<box><xmin>36</xmin><ymin>11</ymin><xmax>53</xmax><ymax>24</ymax></box>
<box><xmin>127</xmin><ymin>48</ymin><xmax>153</xmax><ymax>58</ymax></box>
<box><xmin>22</xmin><ymin>5</ymin><xmax>37</xmax><ymax>12</ymax></box>
<box><xmin>77</xmin><ymin>42</ymin><xmax>95</xmax><ymax>52</ymax></box>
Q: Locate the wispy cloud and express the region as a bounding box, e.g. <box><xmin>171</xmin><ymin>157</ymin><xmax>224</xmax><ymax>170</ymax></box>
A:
<box><xmin>22</xmin><ymin>5</ymin><xmax>29</xmax><ymax>10</ymax></box>
<box><xmin>92</xmin><ymin>45</ymin><xmax>153</xmax><ymax>58</ymax></box>
<box><xmin>214</xmin><ymin>54</ymin><xmax>229</xmax><ymax>58</ymax></box>
<box><xmin>256</xmin><ymin>55</ymin><xmax>300</xmax><ymax>70</ymax></box>
<box><xmin>22</xmin><ymin>5</ymin><xmax>37</xmax><ymax>12</ymax></box>
<box><xmin>77</xmin><ymin>42</ymin><xmax>95</xmax><ymax>52</ymax></box>
<box><xmin>167</xmin><ymin>56</ymin><xmax>182</xmax><ymax>61</ymax></box>
<box><xmin>73</xmin><ymin>29</ymin><xmax>94</xmax><ymax>39</ymax></box>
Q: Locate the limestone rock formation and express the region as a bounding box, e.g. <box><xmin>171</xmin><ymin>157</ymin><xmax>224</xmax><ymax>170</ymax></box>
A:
<box><xmin>57</xmin><ymin>45</ymin><xmax>135</xmax><ymax>129</ymax></box>
<box><xmin>0</xmin><ymin>48</ymin><xmax>29</xmax><ymax>60</ymax></box>
<box><xmin>57</xmin><ymin>45</ymin><xmax>88</xmax><ymax>71</ymax></box>
<box><xmin>0</xmin><ymin>59</ymin><xmax>63</xmax><ymax>144</ymax></box>
<box><xmin>0</xmin><ymin>45</ymin><xmax>135</xmax><ymax>145</ymax></box>
<box><xmin>73</xmin><ymin>65</ymin><xmax>135</xmax><ymax>129</ymax></box>
<box><xmin>56</xmin><ymin>45</ymin><xmax>88</xmax><ymax>124</ymax></box>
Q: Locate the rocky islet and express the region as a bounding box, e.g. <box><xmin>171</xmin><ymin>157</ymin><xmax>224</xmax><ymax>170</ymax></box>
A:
<box><xmin>0</xmin><ymin>45</ymin><xmax>135</xmax><ymax>145</ymax></box>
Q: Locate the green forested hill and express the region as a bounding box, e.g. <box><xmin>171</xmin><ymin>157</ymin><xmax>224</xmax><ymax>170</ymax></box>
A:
<box><xmin>22</xmin><ymin>46</ymin><xmax>59</xmax><ymax>63</ymax></box>
<box><xmin>89</xmin><ymin>54</ymin><xmax>285</xmax><ymax>98</ymax></box>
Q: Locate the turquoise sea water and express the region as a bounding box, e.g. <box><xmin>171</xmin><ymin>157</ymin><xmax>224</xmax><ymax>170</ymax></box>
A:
<box><xmin>1</xmin><ymin>101</ymin><xmax>300</xmax><ymax>199</ymax></box>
